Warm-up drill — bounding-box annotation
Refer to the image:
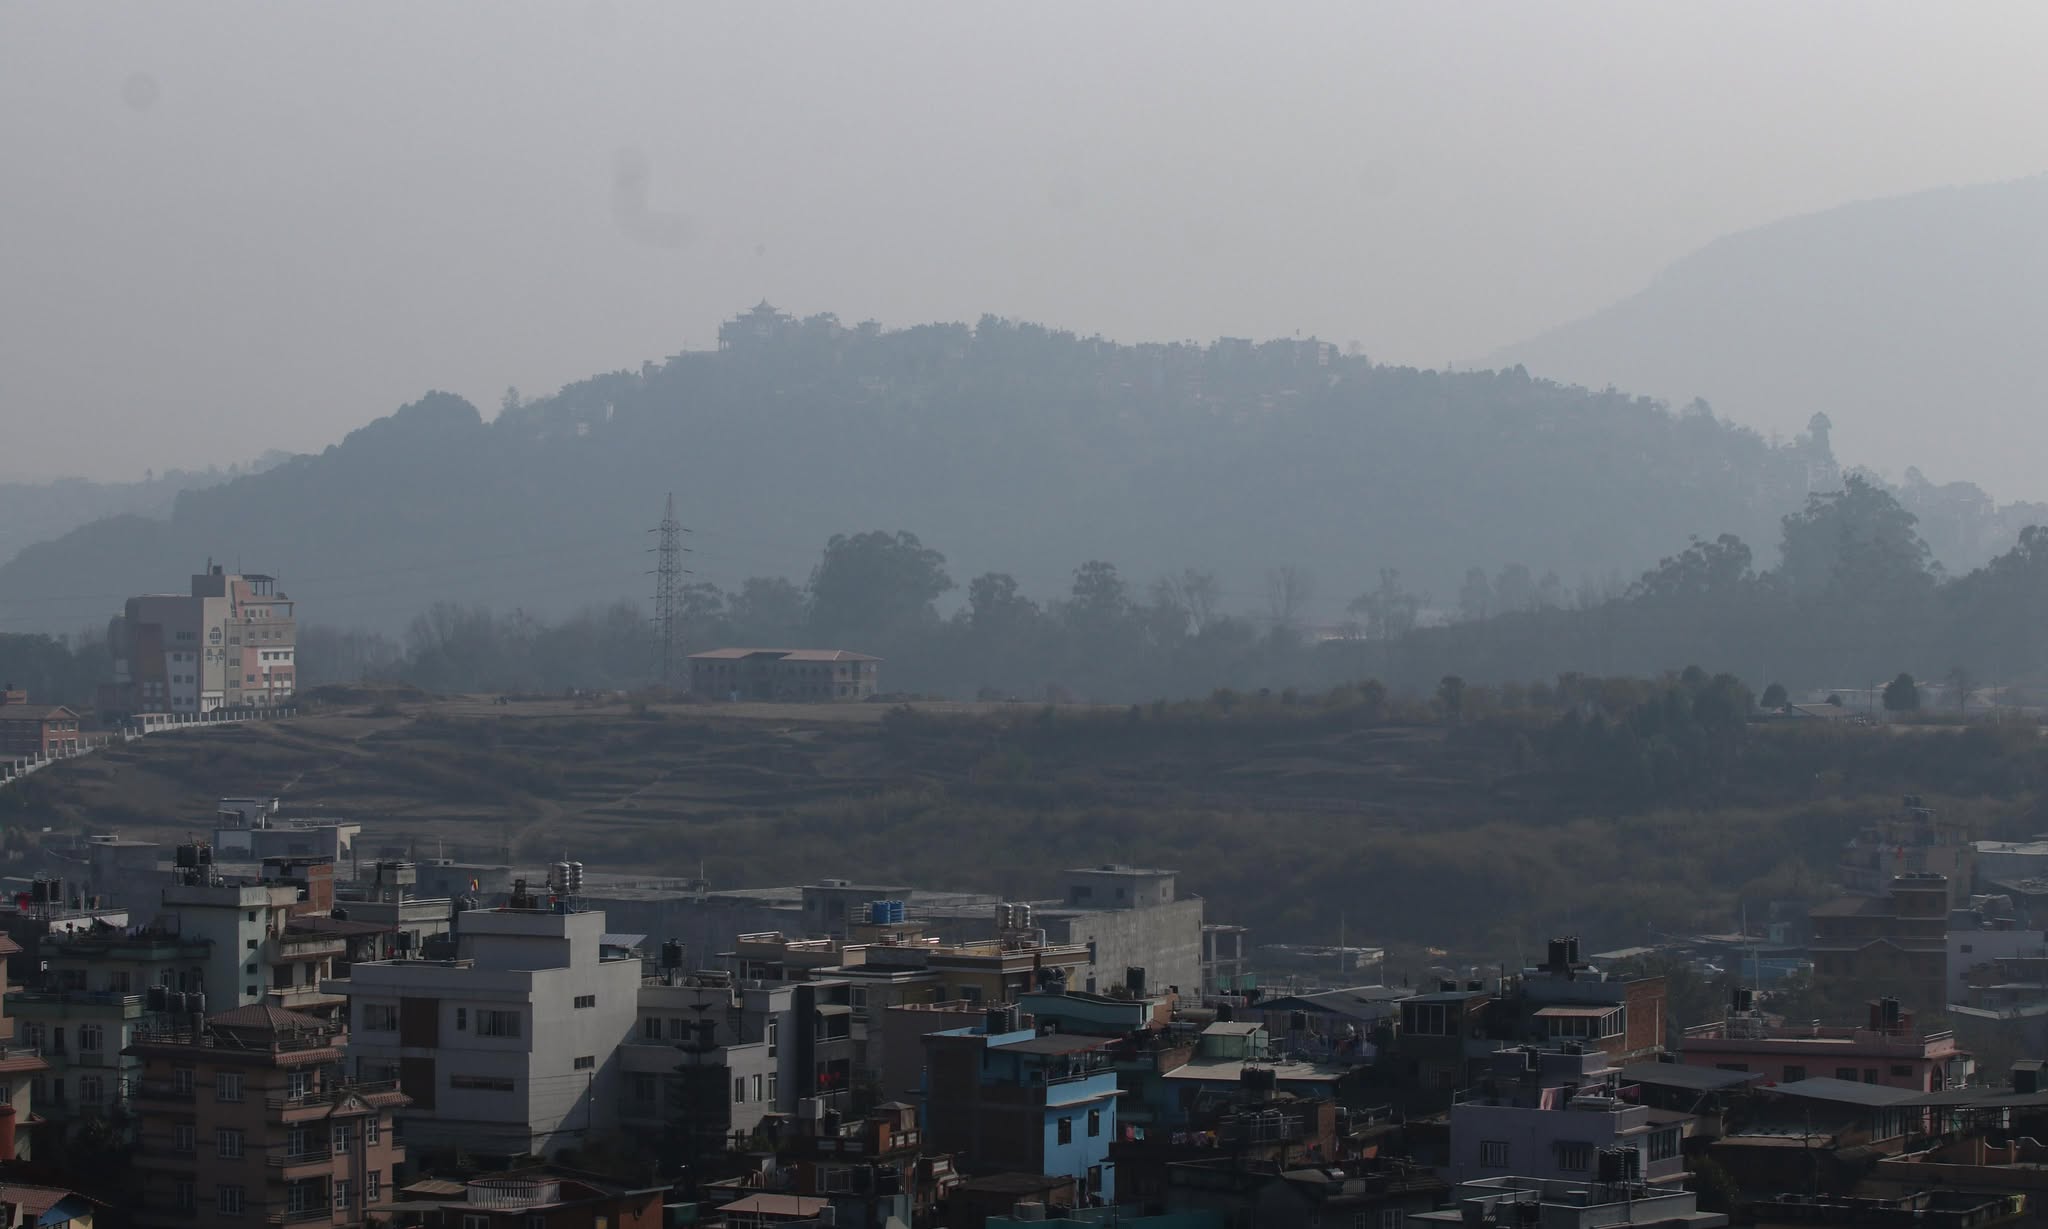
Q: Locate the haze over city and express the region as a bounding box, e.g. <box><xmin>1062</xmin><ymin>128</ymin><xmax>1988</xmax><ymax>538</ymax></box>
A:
<box><xmin>5</xmin><ymin>1</ymin><xmax>2048</xmax><ymax>492</ymax></box>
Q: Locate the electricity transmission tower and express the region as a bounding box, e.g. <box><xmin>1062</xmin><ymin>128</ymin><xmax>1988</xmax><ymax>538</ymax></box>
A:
<box><xmin>649</xmin><ymin>494</ymin><xmax>690</xmax><ymax>684</ymax></box>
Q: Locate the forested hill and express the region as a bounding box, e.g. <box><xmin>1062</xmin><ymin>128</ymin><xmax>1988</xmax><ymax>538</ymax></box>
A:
<box><xmin>0</xmin><ymin>310</ymin><xmax>1936</xmax><ymax>636</ymax></box>
<box><xmin>1488</xmin><ymin>175</ymin><xmax>2048</xmax><ymax>503</ymax></box>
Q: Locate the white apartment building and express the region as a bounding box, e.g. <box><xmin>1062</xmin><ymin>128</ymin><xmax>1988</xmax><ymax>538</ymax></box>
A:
<box><xmin>326</xmin><ymin>902</ymin><xmax>641</xmax><ymax>1160</ymax></box>
<box><xmin>625</xmin><ymin>977</ymin><xmax>783</xmax><ymax>1151</ymax></box>
<box><xmin>159</xmin><ymin>858</ymin><xmax>345</xmax><ymax>1012</ymax></box>
<box><xmin>106</xmin><ymin>565</ymin><xmax>297</xmax><ymax>715</ymax></box>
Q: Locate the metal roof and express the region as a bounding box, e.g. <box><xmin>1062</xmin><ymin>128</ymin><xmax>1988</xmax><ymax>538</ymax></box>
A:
<box><xmin>1618</xmin><ymin>1062</ymin><xmax>1763</xmax><ymax>1091</ymax></box>
<box><xmin>1769</xmin><ymin>1077</ymin><xmax>1925</xmax><ymax>1107</ymax></box>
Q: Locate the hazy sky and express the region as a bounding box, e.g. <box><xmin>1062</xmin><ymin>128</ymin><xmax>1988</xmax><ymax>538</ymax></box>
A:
<box><xmin>5</xmin><ymin>2</ymin><xmax>2047</xmax><ymax>486</ymax></box>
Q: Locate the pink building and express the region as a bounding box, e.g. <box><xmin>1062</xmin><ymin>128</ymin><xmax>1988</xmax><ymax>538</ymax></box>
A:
<box><xmin>1680</xmin><ymin>998</ymin><xmax>1972</xmax><ymax>1093</ymax></box>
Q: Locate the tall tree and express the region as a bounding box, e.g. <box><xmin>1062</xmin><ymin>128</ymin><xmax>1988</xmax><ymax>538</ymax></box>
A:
<box><xmin>806</xmin><ymin>531</ymin><xmax>953</xmax><ymax>646</ymax></box>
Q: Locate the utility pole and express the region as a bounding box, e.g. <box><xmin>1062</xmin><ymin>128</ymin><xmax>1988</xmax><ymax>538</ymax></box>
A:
<box><xmin>649</xmin><ymin>494</ymin><xmax>691</xmax><ymax>685</ymax></box>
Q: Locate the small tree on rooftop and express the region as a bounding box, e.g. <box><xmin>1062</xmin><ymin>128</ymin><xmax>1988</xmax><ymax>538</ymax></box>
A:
<box><xmin>1760</xmin><ymin>682</ymin><xmax>1788</xmax><ymax>709</ymax></box>
<box><xmin>1883</xmin><ymin>672</ymin><xmax>1921</xmax><ymax>712</ymax></box>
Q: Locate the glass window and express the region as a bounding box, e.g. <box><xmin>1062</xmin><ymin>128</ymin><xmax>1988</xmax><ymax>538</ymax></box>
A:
<box><xmin>1088</xmin><ymin>1108</ymin><xmax>1102</xmax><ymax>1137</ymax></box>
<box><xmin>1556</xmin><ymin>1141</ymin><xmax>1590</xmax><ymax>1171</ymax></box>
<box><xmin>1057</xmin><ymin>1117</ymin><xmax>1073</xmax><ymax>1145</ymax></box>
<box><xmin>219</xmin><ymin>1185</ymin><xmax>244</xmax><ymax>1216</ymax></box>
<box><xmin>643</xmin><ymin>1018</ymin><xmax>662</xmax><ymax>1041</ymax></box>
<box><xmin>365</xmin><ymin>1118</ymin><xmax>380</xmax><ymax>1145</ymax></box>
<box><xmin>476</xmin><ymin>1009</ymin><xmax>521</xmax><ymax>1038</ymax></box>
<box><xmin>216</xmin><ymin>1072</ymin><xmax>243</xmax><ymax>1103</ymax></box>
<box><xmin>217</xmin><ymin>1127</ymin><xmax>243</xmax><ymax>1158</ymax></box>
<box><xmin>173</xmin><ymin>1124</ymin><xmax>195</xmax><ymax>1153</ymax></box>
<box><xmin>1481</xmin><ymin>1140</ymin><xmax>1509</xmax><ymax>1168</ymax></box>
<box><xmin>573</xmin><ymin>1055</ymin><xmax>595</xmax><ymax>1070</ymax></box>
<box><xmin>734</xmin><ymin>1076</ymin><xmax>747</xmax><ymax>1103</ymax></box>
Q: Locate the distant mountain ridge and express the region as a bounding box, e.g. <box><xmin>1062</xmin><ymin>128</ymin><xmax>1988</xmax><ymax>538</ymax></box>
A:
<box><xmin>0</xmin><ymin>306</ymin><xmax>2029</xmax><ymax>639</ymax></box>
<box><xmin>1488</xmin><ymin>175</ymin><xmax>2048</xmax><ymax>501</ymax></box>
<box><xmin>0</xmin><ymin>455</ymin><xmax>293</xmax><ymax>569</ymax></box>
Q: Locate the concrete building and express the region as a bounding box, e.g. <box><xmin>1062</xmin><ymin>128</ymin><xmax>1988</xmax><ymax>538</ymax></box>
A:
<box><xmin>0</xmin><ymin>937</ymin><xmax>45</xmax><ymax>1164</ymax></box>
<box><xmin>104</xmin><ymin>564</ymin><xmax>297</xmax><ymax>715</ymax></box>
<box><xmin>1809</xmin><ymin>873</ymin><xmax>1951</xmax><ymax>1012</ymax></box>
<box><xmin>623</xmin><ymin>979</ymin><xmax>779</xmax><ymax>1160</ymax></box>
<box><xmin>12</xmin><ymin>922</ymin><xmax>209</xmax><ymax>1141</ymax></box>
<box><xmin>1840</xmin><ymin>799</ymin><xmax>1973</xmax><ymax>908</ymax></box>
<box><xmin>1409</xmin><ymin>1176</ymin><xmax>1728</xmax><ymax>1228</ymax></box>
<box><xmin>1200</xmin><ymin>924</ymin><xmax>1250</xmax><ymax>996</ymax></box>
<box><xmin>1041</xmin><ymin>866</ymin><xmax>1204</xmax><ymax>999</ymax></box>
<box><xmin>1680</xmin><ymin>997</ymin><xmax>1971</xmax><ymax>1092</ymax></box>
<box><xmin>127</xmin><ymin>1004</ymin><xmax>408</xmax><ymax>1227</ymax></box>
<box><xmin>0</xmin><ymin>691</ymin><xmax>80</xmax><ymax>759</ymax></box>
<box><xmin>924</xmin><ymin>1015</ymin><xmax>1120</xmax><ymax>1202</ymax></box>
<box><xmin>158</xmin><ymin>849</ymin><xmax>348</xmax><ymax>1013</ymax></box>
<box><xmin>387</xmin><ymin>1168</ymin><xmax>666</xmax><ymax>1227</ymax></box>
<box><xmin>214</xmin><ymin>796</ymin><xmax>362</xmax><ymax>866</ymax></box>
<box><xmin>323</xmin><ymin>884</ymin><xmax>642</xmax><ymax>1160</ymax></box>
<box><xmin>1507</xmin><ymin>938</ymin><xmax>1670</xmax><ymax>1066</ymax></box>
<box><xmin>1973</xmin><ymin>837</ymin><xmax>2048</xmax><ymax>892</ymax></box>
<box><xmin>1946</xmin><ymin>914</ymin><xmax>2048</xmax><ymax>1002</ymax></box>
<box><xmin>687</xmin><ymin>648</ymin><xmax>881</xmax><ymax>701</ymax></box>
<box><xmin>1448</xmin><ymin>1046</ymin><xmax>1687</xmax><ymax>1186</ymax></box>
<box><xmin>1166</xmin><ymin>1157</ymin><xmax>1445</xmax><ymax>1229</ymax></box>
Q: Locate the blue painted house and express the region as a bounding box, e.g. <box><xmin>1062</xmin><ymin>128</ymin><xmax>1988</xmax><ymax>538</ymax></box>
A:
<box><xmin>923</xmin><ymin>1020</ymin><xmax>1121</xmax><ymax>1203</ymax></box>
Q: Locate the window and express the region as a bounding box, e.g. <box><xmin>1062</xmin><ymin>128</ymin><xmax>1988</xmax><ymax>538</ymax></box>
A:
<box><xmin>365</xmin><ymin>1118</ymin><xmax>380</xmax><ymax>1145</ymax></box>
<box><xmin>219</xmin><ymin>1185</ymin><xmax>245</xmax><ymax>1216</ymax></box>
<box><xmin>366</xmin><ymin>1172</ymin><xmax>381</xmax><ymax>1204</ymax></box>
<box><xmin>1715</xmin><ymin>1062</ymin><xmax>1750</xmax><ymax>1072</ymax></box>
<box><xmin>750</xmin><ymin>1072</ymin><xmax>763</xmax><ymax>1102</ymax></box>
<box><xmin>573</xmin><ymin>1055</ymin><xmax>595</xmax><ymax>1070</ymax></box>
<box><xmin>1088</xmin><ymin>1108</ymin><xmax>1102</xmax><ymax>1137</ymax></box>
<box><xmin>1481</xmin><ymin>1140</ymin><xmax>1509</xmax><ymax>1168</ymax></box>
<box><xmin>669</xmin><ymin>1018</ymin><xmax>691</xmax><ymax>1041</ymax></box>
<box><xmin>574</xmin><ymin>994</ymin><xmax>596</xmax><ymax>1009</ymax></box>
<box><xmin>1836</xmin><ymin>1067</ymin><xmax>1859</xmax><ymax>1082</ymax></box>
<box><xmin>767</xmin><ymin>1018</ymin><xmax>779</xmax><ymax>1056</ymax></box>
<box><xmin>643</xmin><ymin>1017</ymin><xmax>662</xmax><ymax>1041</ymax></box>
<box><xmin>217</xmin><ymin>1127</ymin><xmax>244</xmax><ymax>1158</ymax></box>
<box><xmin>287</xmin><ymin>1069</ymin><xmax>312</xmax><ymax>1098</ymax></box>
<box><xmin>631</xmin><ymin>1072</ymin><xmax>657</xmax><ymax>1109</ymax></box>
<box><xmin>464</xmin><ymin>1216</ymin><xmax>490</xmax><ymax>1229</ymax></box>
<box><xmin>80</xmin><ymin>1075</ymin><xmax>102</xmax><ymax>1104</ymax></box>
<box><xmin>334</xmin><ymin>1178</ymin><xmax>352</xmax><ymax>1209</ymax></box>
<box><xmin>173</xmin><ymin>1068</ymin><xmax>194</xmax><ymax>1095</ymax></box>
<box><xmin>767</xmin><ymin>1072</ymin><xmax>778</xmax><ymax>1102</ymax></box>
<box><xmin>175</xmin><ymin>1180</ymin><xmax>195</xmax><ymax>1213</ymax></box>
<box><xmin>1057</xmin><ymin>1117</ymin><xmax>1073</xmax><ymax>1145</ymax></box>
<box><xmin>1556</xmin><ymin>1141</ymin><xmax>1591</xmax><ymax>1171</ymax></box>
<box><xmin>173</xmin><ymin>1124</ymin><xmax>195</xmax><ymax>1153</ymax></box>
<box><xmin>363</xmin><ymin>1004</ymin><xmax>399</xmax><ymax>1031</ymax></box>
<box><xmin>476</xmin><ymin>1009</ymin><xmax>520</xmax><ymax>1038</ymax></box>
<box><xmin>734</xmin><ymin>1076</ymin><xmax>748</xmax><ymax>1103</ymax></box>
<box><xmin>246</xmin><ymin>938</ymin><xmax>258</xmax><ymax>950</ymax></box>
<box><xmin>216</xmin><ymin>1072</ymin><xmax>244</xmax><ymax>1103</ymax></box>
<box><xmin>1649</xmin><ymin>1128</ymin><xmax>1680</xmax><ymax>1162</ymax></box>
<box><xmin>450</xmin><ymin>1074</ymin><xmax>516</xmax><ymax>1091</ymax></box>
<box><xmin>287</xmin><ymin>1128</ymin><xmax>316</xmax><ymax>1157</ymax></box>
<box><xmin>332</xmin><ymin>1123</ymin><xmax>353</xmax><ymax>1152</ymax></box>
<box><xmin>456</xmin><ymin>1007</ymin><xmax>467</xmax><ymax>1031</ymax></box>
<box><xmin>78</xmin><ymin>1024</ymin><xmax>102</xmax><ymax>1052</ymax></box>
<box><xmin>1782</xmin><ymin>1065</ymin><xmax>1806</xmax><ymax>1083</ymax></box>
<box><xmin>1892</xmin><ymin>1064</ymin><xmax>1914</xmax><ymax>1077</ymax></box>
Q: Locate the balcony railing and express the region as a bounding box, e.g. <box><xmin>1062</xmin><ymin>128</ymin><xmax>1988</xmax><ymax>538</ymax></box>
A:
<box><xmin>267</xmin><ymin>1147</ymin><xmax>333</xmax><ymax>1168</ymax></box>
<box><xmin>134</xmin><ymin>1078</ymin><xmax>195</xmax><ymax>1103</ymax></box>
<box><xmin>271</xmin><ymin>1207</ymin><xmax>333</xmax><ymax>1224</ymax></box>
<box><xmin>266</xmin><ymin>1079</ymin><xmax>399</xmax><ymax>1110</ymax></box>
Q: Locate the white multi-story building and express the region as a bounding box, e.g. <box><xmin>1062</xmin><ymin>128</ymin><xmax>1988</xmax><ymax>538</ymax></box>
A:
<box><xmin>105</xmin><ymin>565</ymin><xmax>296</xmax><ymax>715</ymax></box>
<box><xmin>158</xmin><ymin>853</ymin><xmax>346</xmax><ymax>1013</ymax></box>
<box><xmin>325</xmin><ymin>897</ymin><xmax>641</xmax><ymax>1160</ymax></box>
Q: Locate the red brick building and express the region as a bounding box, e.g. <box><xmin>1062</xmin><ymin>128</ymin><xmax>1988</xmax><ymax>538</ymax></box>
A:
<box><xmin>0</xmin><ymin>688</ymin><xmax>80</xmax><ymax>759</ymax></box>
<box><xmin>128</xmin><ymin>1004</ymin><xmax>408</xmax><ymax>1226</ymax></box>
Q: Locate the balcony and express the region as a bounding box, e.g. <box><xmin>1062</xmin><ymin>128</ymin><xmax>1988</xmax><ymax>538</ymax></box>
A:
<box><xmin>270</xmin><ymin>1208</ymin><xmax>333</xmax><ymax>1225</ymax></box>
<box><xmin>266</xmin><ymin>1079</ymin><xmax>400</xmax><ymax>1111</ymax></box>
<box><xmin>134</xmin><ymin>1078</ymin><xmax>195</xmax><ymax>1103</ymax></box>
<box><xmin>267</xmin><ymin>1147</ymin><xmax>333</xmax><ymax>1170</ymax></box>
